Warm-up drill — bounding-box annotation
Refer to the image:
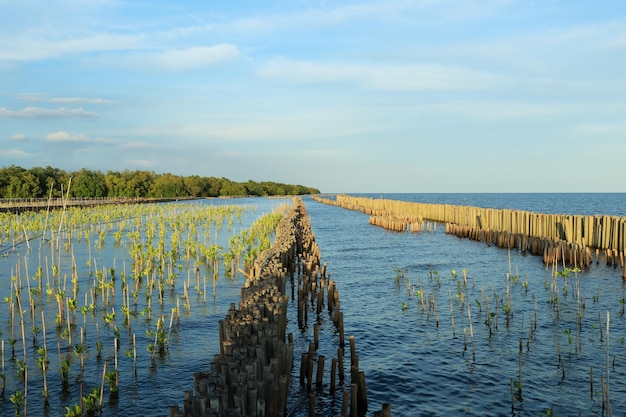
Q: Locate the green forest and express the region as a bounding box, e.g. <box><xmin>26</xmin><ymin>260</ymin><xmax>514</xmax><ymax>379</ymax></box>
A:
<box><xmin>0</xmin><ymin>165</ymin><xmax>320</xmax><ymax>198</ymax></box>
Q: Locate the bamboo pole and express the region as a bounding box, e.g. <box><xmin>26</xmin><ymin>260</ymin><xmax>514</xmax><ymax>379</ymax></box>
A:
<box><xmin>319</xmin><ymin>194</ymin><xmax>626</xmax><ymax>259</ymax></box>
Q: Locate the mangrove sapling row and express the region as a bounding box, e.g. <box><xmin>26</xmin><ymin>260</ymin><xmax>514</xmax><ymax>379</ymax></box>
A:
<box><xmin>0</xmin><ymin>199</ymin><xmax>290</xmax><ymax>416</ymax></box>
<box><xmin>392</xmin><ymin>261</ymin><xmax>624</xmax><ymax>414</ymax></box>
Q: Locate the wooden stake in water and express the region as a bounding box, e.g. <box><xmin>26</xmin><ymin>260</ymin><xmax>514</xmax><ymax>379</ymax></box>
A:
<box><xmin>590</xmin><ymin>366</ymin><xmax>594</xmax><ymax>399</ymax></box>
<box><xmin>1</xmin><ymin>340</ymin><xmax>4</xmax><ymax>395</ymax></box>
<box><xmin>599</xmin><ymin>312</ymin><xmax>603</xmax><ymax>342</ymax></box>
<box><xmin>449</xmin><ymin>296</ymin><xmax>456</xmax><ymax>338</ymax></box>
<box><xmin>606</xmin><ymin>311</ymin><xmax>612</xmax><ymax>416</ymax></box>
<box><xmin>167</xmin><ymin>308</ymin><xmax>175</xmax><ymax>350</ymax></box>
<box><xmin>114</xmin><ymin>338</ymin><xmax>119</xmax><ymax>389</ymax></box>
<box><xmin>331</xmin><ymin>358</ymin><xmax>337</xmax><ymax>392</ymax></box>
<box><xmin>467</xmin><ymin>303</ymin><xmax>475</xmax><ymax>359</ymax></box>
<box><xmin>24</xmin><ymin>365</ymin><xmax>28</xmax><ymax>417</ymax></box>
<box><xmin>100</xmin><ymin>361</ymin><xmax>107</xmax><ymax>409</ymax></box>
<box><xmin>463</xmin><ymin>328</ymin><xmax>467</xmax><ymax>351</ymax></box>
<box><xmin>510</xmin><ymin>379</ymin><xmax>515</xmax><ymax>412</ymax></box>
<box><xmin>133</xmin><ymin>333</ymin><xmax>137</xmax><ymax>376</ymax></box>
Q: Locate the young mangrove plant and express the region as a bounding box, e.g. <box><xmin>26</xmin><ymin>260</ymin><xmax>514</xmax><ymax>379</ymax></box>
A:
<box><xmin>9</xmin><ymin>390</ymin><xmax>24</xmax><ymax>417</ymax></box>
<box><xmin>0</xmin><ymin>199</ymin><xmax>286</xmax><ymax>416</ymax></box>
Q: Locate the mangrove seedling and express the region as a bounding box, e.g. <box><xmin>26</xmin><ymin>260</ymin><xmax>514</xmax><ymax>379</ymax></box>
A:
<box><xmin>36</xmin><ymin>347</ymin><xmax>49</xmax><ymax>371</ymax></box>
<box><xmin>32</xmin><ymin>326</ymin><xmax>41</xmax><ymax>347</ymax></box>
<box><xmin>82</xmin><ymin>386</ymin><xmax>101</xmax><ymax>416</ymax></box>
<box><xmin>106</xmin><ymin>369</ymin><xmax>118</xmax><ymax>394</ymax></box>
<box><xmin>10</xmin><ymin>390</ymin><xmax>24</xmax><ymax>417</ymax></box>
<box><xmin>8</xmin><ymin>339</ymin><xmax>17</xmax><ymax>356</ymax></box>
<box><xmin>14</xmin><ymin>359</ymin><xmax>25</xmax><ymax>381</ymax></box>
<box><xmin>96</xmin><ymin>340</ymin><xmax>103</xmax><ymax>359</ymax></box>
<box><xmin>64</xmin><ymin>404</ymin><xmax>81</xmax><ymax>417</ymax></box>
<box><xmin>563</xmin><ymin>329</ymin><xmax>572</xmax><ymax>346</ymax></box>
<box><xmin>60</xmin><ymin>357</ymin><xmax>71</xmax><ymax>387</ymax></box>
<box><xmin>73</xmin><ymin>343</ymin><xmax>86</xmax><ymax>371</ymax></box>
<box><xmin>539</xmin><ymin>408</ymin><xmax>554</xmax><ymax>417</ymax></box>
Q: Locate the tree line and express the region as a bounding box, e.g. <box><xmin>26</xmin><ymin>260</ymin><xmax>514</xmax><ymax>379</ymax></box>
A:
<box><xmin>0</xmin><ymin>165</ymin><xmax>320</xmax><ymax>199</ymax></box>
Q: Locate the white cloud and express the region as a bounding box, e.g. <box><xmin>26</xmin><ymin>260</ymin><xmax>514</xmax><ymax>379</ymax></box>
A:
<box><xmin>50</xmin><ymin>97</ymin><xmax>115</xmax><ymax>104</ymax></box>
<box><xmin>126</xmin><ymin>159</ymin><xmax>153</xmax><ymax>167</ymax></box>
<box><xmin>0</xmin><ymin>148</ymin><xmax>37</xmax><ymax>158</ymax></box>
<box><xmin>121</xmin><ymin>141</ymin><xmax>164</xmax><ymax>149</ymax></box>
<box><xmin>258</xmin><ymin>59</ymin><xmax>503</xmax><ymax>91</ymax></box>
<box><xmin>574</xmin><ymin>122</ymin><xmax>626</xmax><ymax>136</ymax></box>
<box><xmin>223</xmin><ymin>0</ymin><xmax>513</xmax><ymax>35</ymax></box>
<box><xmin>158</xmin><ymin>45</ymin><xmax>240</xmax><ymax>69</ymax></box>
<box><xmin>423</xmin><ymin>100</ymin><xmax>564</xmax><ymax>120</ymax></box>
<box><xmin>15</xmin><ymin>92</ymin><xmax>48</xmax><ymax>101</ymax></box>
<box><xmin>0</xmin><ymin>106</ymin><xmax>98</xmax><ymax>118</ymax></box>
<box><xmin>46</xmin><ymin>131</ymin><xmax>90</xmax><ymax>142</ymax></box>
<box><xmin>45</xmin><ymin>131</ymin><xmax>121</xmax><ymax>146</ymax></box>
<box><xmin>11</xmin><ymin>133</ymin><xmax>27</xmax><ymax>141</ymax></box>
<box><xmin>118</xmin><ymin>44</ymin><xmax>240</xmax><ymax>71</ymax></box>
<box><xmin>0</xmin><ymin>32</ymin><xmax>147</xmax><ymax>61</ymax></box>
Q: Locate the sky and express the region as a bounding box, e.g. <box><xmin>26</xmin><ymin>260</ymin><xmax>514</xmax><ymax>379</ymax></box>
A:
<box><xmin>1</xmin><ymin>0</ymin><xmax>625</xmax><ymax>193</ymax></box>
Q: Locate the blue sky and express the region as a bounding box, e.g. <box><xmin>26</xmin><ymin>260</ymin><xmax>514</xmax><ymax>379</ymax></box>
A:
<box><xmin>1</xmin><ymin>0</ymin><xmax>625</xmax><ymax>193</ymax></box>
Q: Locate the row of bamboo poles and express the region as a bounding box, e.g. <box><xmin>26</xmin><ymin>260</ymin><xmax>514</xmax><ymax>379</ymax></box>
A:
<box><xmin>368</xmin><ymin>213</ymin><xmax>425</xmax><ymax>233</ymax></box>
<box><xmin>312</xmin><ymin>195</ymin><xmax>626</xmax><ymax>277</ymax></box>
<box><xmin>295</xmin><ymin>231</ymin><xmax>389</xmax><ymax>416</ymax></box>
<box><xmin>171</xmin><ymin>198</ymin><xmax>390</xmax><ymax>417</ymax></box>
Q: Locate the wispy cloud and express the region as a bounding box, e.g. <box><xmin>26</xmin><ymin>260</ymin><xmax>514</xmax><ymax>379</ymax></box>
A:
<box><xmin>0</xmin><ymin>148</ymin><xmax>38</xmax><ymax>158</ymax></box>
<box><xmin>46</xmin><ymin>131</ymin><xmax>90</xmax><ymax>142</ymax></box>
<box><xmin>45</xmin><ymin>131</ymin><xmax>113</xmax><ymax>143</ymax></box>
<box><xmin>126</xmin><ymin>159</ymin><xmax>153</xmax><ymax>168</ymax></box>
<box><xmin>50</xmin><ymin>97</ymin><xmax>116</xmax><ymax>104</ymax></box>
<box><xmin>573</xmin><ymin>122</ymin><xmax>626</xmax><ymax>137</ymax></box>
<box><xmin>0</xmin><ymin>32</ymin><xmax>147</xmax><ymax>61</ymax></box>
<box><xmin>0</xmin><ymin>106</ymin><xmax>98</xmax><ymax>118</ymax></box>
<box><xmin>5</xmin><ymin>93</ymin><xmax>115</xmax><ymax>105</ymax></box>
<box><xmin>259</xmin><ymin>59</ymin><xmax>503</xmax><ymax>91</ymax></box>
<box><xmin>15</xmin><ymin>92</ymin><xmax>48</xmax><ymax>101</ymax></box>
<box><xmin>441</xmin><ymin>20</ymin><xmax>626</xmax><ymax>73</ymax></box>
<box><xmin>423</xmin><ymin>100</ymin><xmax>564</xmax><ymax>120</ymax></box>
<box><xmin>116</xmin><ymin>44</ymin><xmax>241</xmax><ymax>71</ymax></box>
<box><xmin>121</xmin><ymin>141</ymin><xmax>164</xmax><ymax>149</ymax></box>
<box><xmin>11</xmin><ymin>133</ymin><xmax>27</xmax><ymax>141</ymax></box>
<box><xmin>223</xmin><ymin>0</ymin><xmax>514</xmax><ymax>35</ymax></box>
<box><xmin>156</xmin><ymin>45</ymin><xmax>240</xmax><ymax>70</ymax></box>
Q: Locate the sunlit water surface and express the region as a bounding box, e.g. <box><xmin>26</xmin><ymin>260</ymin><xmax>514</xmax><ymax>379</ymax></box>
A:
<box><xmin>1</xmin><ymin>194</ymin><xmax>624</xmax><ymax>417</ymax></box>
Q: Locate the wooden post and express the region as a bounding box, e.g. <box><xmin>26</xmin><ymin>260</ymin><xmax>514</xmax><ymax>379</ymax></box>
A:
<box><xmin>331</xmin><ymin>358</ymin><xmax>337</xmax><ymax>392</ymax></box>
<box><xmin>316</xmin><ymin>355</ymin><xmax>325</xmax><ymax>387</ymax></box>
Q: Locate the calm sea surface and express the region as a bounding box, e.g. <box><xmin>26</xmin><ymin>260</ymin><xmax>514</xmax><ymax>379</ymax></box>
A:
<box><xmin>0</xmin><ymin>194</ymin><xmax>624</xmax><ymax>417</ymax></box>
<box><xmin>288</xmin><ymin>193</ymin><xmax>626</xmax><ymax>416</ymax></box>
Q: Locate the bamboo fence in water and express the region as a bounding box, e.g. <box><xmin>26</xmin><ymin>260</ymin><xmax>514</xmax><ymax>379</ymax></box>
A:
<box><xmin>171</xmin><ymin>198</ymin><xmax>389</xmax><ymax>417</ymax></box>
<box><xmin>312</xmin><ymin>194</ymin><xmax>626</xmax><ymax>276</ymax></box>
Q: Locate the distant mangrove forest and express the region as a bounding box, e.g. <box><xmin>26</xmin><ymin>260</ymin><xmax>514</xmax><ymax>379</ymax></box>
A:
<box><xmin>0</xmin><ymin>165</ymin><xmax>320</xmax><ymax>199</ymax></box>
